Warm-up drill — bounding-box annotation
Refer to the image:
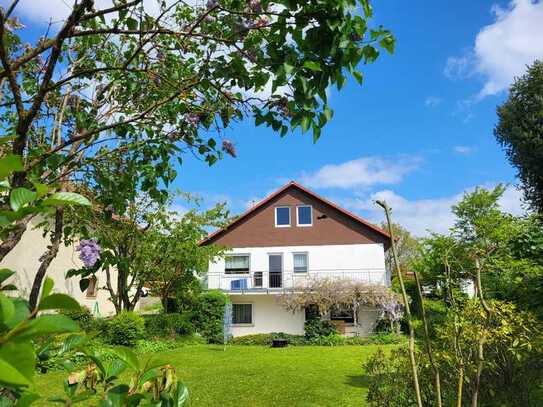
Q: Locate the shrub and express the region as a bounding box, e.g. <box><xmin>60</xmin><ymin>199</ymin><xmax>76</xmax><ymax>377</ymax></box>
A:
<box><xmin>192</xmin><ymin>290</ymin><xmax>228</xmax><ymax>343</ymax></box>
<box><xmin>310</xmin><ymin>333</ymin><xmax>345</xmax><ymax>346</ymax></box>
<box><xmin>344</xmin><ymin>333</ymin><xmax>406</xmax><ymax>346</ymax></box>
<box><xmin>144</xmin><ymin>313</ymin><xmax>195</xmax><ymax>337</ymax></box>
<box><xmin>106</xmin><ymin>311</ymin><xmax>145</xmax><ymax>346</ymax></box>
<box><xmin>230</xmin><ymin>333</ymin><xmax>307</xmax><ymax>346</ymax></box>
<box><xmin>60</xmin><ymin>307</ymin><xmax>95</xmax><ymax>331</ymax></box>
<box><xmin>304</xmin><ymin>319</ymin><xmax>337</xmax><ymax>340</ymax></box>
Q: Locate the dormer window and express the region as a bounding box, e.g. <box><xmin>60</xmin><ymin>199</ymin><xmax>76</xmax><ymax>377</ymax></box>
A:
<box><xmin>296</xmin><ymin>205</ymin><xmax>313</xmax><ymax>226</ymax></box>
<box><xmin>275</xmin><ymin>206</ymin><xmax>290</xmax><ymax>227</ymax></box>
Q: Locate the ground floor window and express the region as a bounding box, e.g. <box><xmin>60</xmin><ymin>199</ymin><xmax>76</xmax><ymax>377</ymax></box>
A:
<box><xmin>232</xmin><ymin>303</ymin><xmax>253</xmax><ymax>324</ymax></box>
<box><xmin>330</xmin><ymin>307</ymin><xmax>354</xmax><ymax>324</ymax></box>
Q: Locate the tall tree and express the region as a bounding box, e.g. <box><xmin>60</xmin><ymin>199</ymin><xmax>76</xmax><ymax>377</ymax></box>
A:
<box><xmin>138</xmin><ymin>203</ymin><xmax>228</xmax><ymax>313</ymax></box>
<box><xmin>495</xmin><ymin>60</ymin><xmax>543</xmax><ymax>213</ymax></box>
<box><xmin>0</xmin><ymin>0</ymin><xmax>395</xmax><ymax>263</ymax></box>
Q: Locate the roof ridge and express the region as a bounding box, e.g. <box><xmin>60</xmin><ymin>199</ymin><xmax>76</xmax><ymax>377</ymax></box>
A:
<box><xmin>199</xmin><ymin>181</ymin><xmax>390</xmax><ymax>245</ymax></box>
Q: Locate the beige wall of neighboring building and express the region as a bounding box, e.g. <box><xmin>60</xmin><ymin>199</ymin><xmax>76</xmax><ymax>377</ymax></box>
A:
<box><xmin>1</xmin><ymin>218</ymin><xmax>119</xmax><ymax>316</ymax></box>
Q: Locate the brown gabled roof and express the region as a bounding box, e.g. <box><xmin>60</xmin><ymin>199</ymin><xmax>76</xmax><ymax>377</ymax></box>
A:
<box><xmin>199</xmin><ymin>181</ymin><xmax>390</xmax><ymax>246</ymax></box>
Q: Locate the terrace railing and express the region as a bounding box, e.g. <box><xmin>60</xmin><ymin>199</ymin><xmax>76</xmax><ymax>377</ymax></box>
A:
<box><xmin>206</xmin><ymin>268</ymin><xmax>388</xmax><ymax>292</ymax></box>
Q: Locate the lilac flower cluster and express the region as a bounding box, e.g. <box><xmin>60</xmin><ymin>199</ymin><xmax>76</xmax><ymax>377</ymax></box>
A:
<box><xmin>185</xmin><ymin>113</ymin><xmax>200</xmax><ymax>128</ymax></box>
<box><xmin>382</xmin><ymin>300</ymin><xmax>404</xmax><ymax>323</ymax></box>
<box><xmin>222</xmin><ymin>139</ymin><xmax>237</xmax><ymax>158</ymax></box>
<box><xmin>77</xmin><ymin>239</ymin><xmax>101</xmax><ymax>268</ymax></box>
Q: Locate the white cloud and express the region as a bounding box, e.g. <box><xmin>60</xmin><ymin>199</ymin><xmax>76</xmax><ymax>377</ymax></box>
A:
<box><xmin>444</xmin><ymin>54</ymin><xmax>473</xmax><ymax>80</ymax></box>
<box><xmin>301</xmin><ymin>156</ymin><xmax>421</xmax><ymax>190</ymax></box>
<box><xmin>453</xmin><ymin>145</ymin><xmax>475</xmax><ymax>155</ymax></box>
<box><xmin>445</xmin><ymin>0</ymin><xmax>543</xmax><ymax>97</ymax></box>
<box><xmin>424</xmin><ymin>96</ymin><xmax>442</xmax><ymax>107</ymax></box>
<box><xmin>346</xmin><ymin>185</ymin><xmax>526</xmax><ymax>237</ymax></box>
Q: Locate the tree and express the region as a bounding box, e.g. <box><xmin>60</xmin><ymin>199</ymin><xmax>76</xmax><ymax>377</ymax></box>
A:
<box><xmin>495</xmin><ymin>60</ymin><xmax>543</xmax><ymax>213</ymax></box>
<box><xmin>139</xmin><ymin>203</ymin><xmax>228</xmax><ymax>313</ymax></box>
<box><xmin>0</xmin><ymin>0</ymin><xmax>395</xmax><ymax>264</ymax></box>
<box><xmin>381</xmin><ymin>221</ymin><xmax>419</xmax><ymax>276</ymax></box>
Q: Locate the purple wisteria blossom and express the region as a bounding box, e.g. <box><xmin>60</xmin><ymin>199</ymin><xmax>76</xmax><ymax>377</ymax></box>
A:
<box><xmin>77</xmin><ymin>239</ymin><xmax>101</xmax><ymax>268</ymax></box>
<box><xmin>382</xmin><ymin>300</ymin><xmax>404</xmax><ymax>323</ymax></box>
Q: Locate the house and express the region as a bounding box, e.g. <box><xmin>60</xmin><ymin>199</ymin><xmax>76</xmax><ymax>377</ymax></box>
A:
<box><xmin>0</xmin><ymin>217</ymin><xmax>120</xmax><ymax>316</ymax></box>
<box><xmin>201</xmin><ymin>181</ymin><xmax>391</xmax><ymax>337</ymax></box>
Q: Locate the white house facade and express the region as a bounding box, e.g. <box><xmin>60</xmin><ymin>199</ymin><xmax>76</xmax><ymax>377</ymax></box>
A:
<box><xmin>201</xmin><ymin>181</ymin><xmax>391</xmax><ymax>338</ymax></box>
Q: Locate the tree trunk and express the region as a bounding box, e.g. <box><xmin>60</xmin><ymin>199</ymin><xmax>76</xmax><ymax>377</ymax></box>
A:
<box><xmin>376</xmin><ymin>200</ymin><xmax>423</xmax><ymax>407</ymax></box>
<box><xmin>413</xmin><ymin>269</ymin><xmax>442</xmax><ymax>407</ymax></box>
<box><xmin>0</xmin><ymin>215</ymin><xmax>33</xmax><ymax>262</ymax></box>
<box><xmin>471</xmin><ymin>336</ymin><xmax>485</xmax><ymax>407</ymax></box>
<box><xmin>28</xmin><ymin>208</ymin><xmax>63</xmax><ymax>310</ymax></box>
<box><xmin>456</xmin><ymin>366</ymin><xmax>464</xmax><ymax>407</ymax></box>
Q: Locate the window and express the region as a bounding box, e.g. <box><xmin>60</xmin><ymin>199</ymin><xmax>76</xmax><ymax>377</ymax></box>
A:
<box><xmin>275</xmin><ymin>206</ymin><xmax>290</xmax><ymax>227</ymax></box>
<box><xmin>296</xmin><ymin>205</ymin><xmax>312</xmax><ymax>226</ymax></box>
<box><xmin>293</xmin><ymin>253</ymin><xmax>308</xmax><ymax>273</ymax></box>
<box><xmin>225</xmin><ymin>254</ymin><xmax>250</xmax><ymax>273</ymax></box>
<box><xmin>86</xmin><ymin>276</ymin><xmax>98</xmax><ymax>298</ymax></box>
<box><xmin>232</xmin><ymin>303</ymin><xmax>252</xmax><ymax>324</ymax></box>
<box><xmin>330</xmin><ymin>307</ymin><xmax>355</xmax><ymax>324</ymax></box>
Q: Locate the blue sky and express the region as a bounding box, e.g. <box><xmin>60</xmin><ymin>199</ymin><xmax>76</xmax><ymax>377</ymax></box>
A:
<box><xmin>7</xmin><ymin>0</ymin><xmax>543</xmax><ymax>235</ymax></box>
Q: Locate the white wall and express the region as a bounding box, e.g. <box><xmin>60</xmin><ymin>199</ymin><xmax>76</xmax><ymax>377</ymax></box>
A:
<box><xmin>229</xmin><ymin>295</ymin><xmax>380</xmax><ymax>337</ymax></box>
<box><xmin>1</xmin><ymin>218</ymin><xmax>119</xmax><ymax>316</ymax></box>
<box><xmin>230</xmin><ymin>294</ymin><xmax>305</xmax><ymax>336</ymax></box>
<box><xmin>208</xmin><ymin>243</ymin><xmax>388</xmax><ymax>289</ymax></box>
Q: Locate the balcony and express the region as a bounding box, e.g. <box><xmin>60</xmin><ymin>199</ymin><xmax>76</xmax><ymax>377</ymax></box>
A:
<box><xmin>206</xmin><ymin>268</ymin><xmax>388</xmax><ymax>293</ymax></box>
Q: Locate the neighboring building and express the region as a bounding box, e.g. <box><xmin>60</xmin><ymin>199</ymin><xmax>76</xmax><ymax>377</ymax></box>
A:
<box><xmin>201</xmin><ymin>181</ymin><xmax>391</xmax><ymax>337</ymax></box>
<box><xmin>1</xmin><ymin>217</ymin><xmax>120</xmax><ymax>316</ymax></box>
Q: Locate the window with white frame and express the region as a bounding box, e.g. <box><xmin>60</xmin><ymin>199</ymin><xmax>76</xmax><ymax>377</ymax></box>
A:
<box><xmin>232</xmin><ymin>303</ymin><xmax>253</xmax><ymax>324</ymax></box>
<box><xmin>293</xmin><ymin>253</ymin><xmax>308</xmax><ymax>273</ymax></box>
<box><xmin>224</xmin><ymin>254</ymin><xmax>250</xmax><ymax>273</ymax></box>
<box><xmin>296</xmin><ymin>205</ymin><xmax>312</xmax><ymax>226</ymax></box>
<box><xmin>275</xmin><ymin>206</ymin><xmax>291</xmax><ymax>227</ymax></box>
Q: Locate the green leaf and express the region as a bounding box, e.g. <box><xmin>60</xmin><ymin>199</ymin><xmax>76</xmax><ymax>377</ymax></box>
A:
<box><xmin>0</xmin><ymin>342</ymin><xmax>35</xmax><ymax>386</ymax></box>
<box><xmin>38</xmin><ymin>294</ymin><xmax>80</xmax><ymax>312</ymax></box>
<box><xmin>112</xmin><ymin>346</ymin><xmax>140</xmax><ymax>371</ymax></box>
<box><xmin>32</xmin><ymin>181</ymin><xmax>50</xmax><ymax>198</ymax></box>
<box><xmin>0</xmin><ymin>268</ymin><xmax>15</xmax><ymax>285</ymax></box>
<box><xmin>5</xmin><ymin>298</ymin><xmax>29</xmax><ymax>329</ymax></box>
<box><xmin>303</xmin><ymin>61</ymin><xmax>321</xmax><ymax>72</ymax></box>
<box><xmin>16</xmin><ymin>391</ymin><xmax>40</xmax><ymax>407</ymax></box>
<box><xmin>79</xmin><ymin>278</ymin><xmax>90</xmax><ymax>293</ymax></box>
<box><xmin>104</xmin><ymin>384</ymin><xmax>129</xmax><ymax>405</ymax></box>
<box><xmin>323</xmin><ymin>106</ymin><xmax>333</xmax><ymax>122</ymax></box>
<box><xmin>10</xmin><ymin>188</ymin><xmax>37</xmax><ymax>211</ymax></box>
<box><xmin>16</xmin><ymin>315</ymin><xmax>79</xmax><ymax>341</ymax></box>
<box><xmin>42</xmin><ymin>192</ymin><xmax>91</xmax><ymax>207</ymax></box>
<box><xmin>300</xmin><ymin>116</ymin><xmax>311</xmax><ymax>134</ymax></box>
<box><xmin>126</xmin><ymin>17</ymin><xmax>138</xmax><ymax>30</ymax></box>
<box><xmin>352</xmin><ymin>71</ymin><xmax>363</xmax><ymax>85</ymax></box>
<box><xmin>0</xmin><ymin>294</ymin><xmax>15</xmax><ymax>324</ymax></box>
<box><xmin>283</xmin><ymin>62</ymin><xmax>295</xmax><ymax>75</ymax></box>
<box><xmin>0</xmin><ymin>154</ymin><xmax>23</xmax><ymax>180</ymax></box>
<box><xmin>40</xmin><ymin>277</ymin><xmax>54</xmax><ymax>302</ymax></box>
<box><xmin>175</xmin><ymin>382</ymin><xmax>189</xmax><ymax>406</ymax></box>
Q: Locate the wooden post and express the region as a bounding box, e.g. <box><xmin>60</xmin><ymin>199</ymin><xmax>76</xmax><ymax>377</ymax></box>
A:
<box><xmin>376</xmin><ymin>200</ymin><xmax>423</xmax><ymax>407</ymax></box>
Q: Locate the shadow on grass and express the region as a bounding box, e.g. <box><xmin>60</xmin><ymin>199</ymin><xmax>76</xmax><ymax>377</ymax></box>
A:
<box><xmin>345</xmin><ymin>375</ymin><xmax>372</xmax><ymax>388</ymax></box>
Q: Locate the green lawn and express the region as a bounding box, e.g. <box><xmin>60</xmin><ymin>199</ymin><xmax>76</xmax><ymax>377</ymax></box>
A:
<box><xmin>34</xmin><ymin>344</ymin><xmax>394</xmax><ymax>406</ymax></box>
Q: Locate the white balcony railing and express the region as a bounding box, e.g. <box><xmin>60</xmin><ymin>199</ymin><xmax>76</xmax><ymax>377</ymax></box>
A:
<box><xmin>206</xmin><ymin>268</ymin><xmax>387</xmax><ymax>292</ymax></box>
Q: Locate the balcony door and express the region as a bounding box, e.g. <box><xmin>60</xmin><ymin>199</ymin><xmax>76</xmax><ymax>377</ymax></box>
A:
<box><xmin>268</xmin><ymin>254</ymin><xmax>283</xmax><ymax>288</ymax></box>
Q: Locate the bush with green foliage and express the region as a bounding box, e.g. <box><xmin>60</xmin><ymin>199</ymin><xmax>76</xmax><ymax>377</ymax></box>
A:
<box><xmin>304</xmin><ymin>319</ymin><xmax>337</xmax><ymax>340</ymax></box>
<box><xmin>60</xmin><ymin>307</ymin><xmax>96</xmax><ymax>332</ymax></box>
<box><xmin>192</xmin><ymin>290</ymin><xmax>228</xmax><ymax>343</ymax></box>
<box><xmin>106</xmin><ymin>311</ymin><xmax>145</xmax><ymax>346</ymax></box>
<box><xmin>230</xmin><ymin>333</ymin><xmax>307</xmax><ymax>346</ymax></box>
<box><xmin>144</xmin><ymin>313</ymin><xmax>195</xmax><ymax>337</ymax></box>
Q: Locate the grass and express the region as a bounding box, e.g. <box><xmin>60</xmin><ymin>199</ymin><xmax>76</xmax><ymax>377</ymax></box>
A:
<box><xmin>34</xmin><ymin>344</ymin><xmax>396</xmax><ymax>406</ymax></box>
